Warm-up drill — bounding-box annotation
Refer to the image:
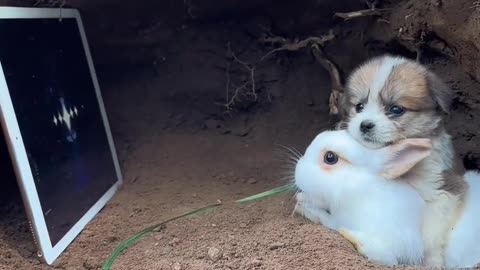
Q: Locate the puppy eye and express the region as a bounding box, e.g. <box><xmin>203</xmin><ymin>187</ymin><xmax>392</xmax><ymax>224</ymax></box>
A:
<box><xmin>389</xmin><ymin>105</ymin><xmax>405</xmax><ymax>116</ymax></box>
<box><xmin>355</xmin><ymin>103</ymin><xmax>364</xmax><ymax>113</ymax></box>
<box><xmin>324</xmin><ymin>151</ymin><xmax>338</xmax><ymax>165</ymax></box>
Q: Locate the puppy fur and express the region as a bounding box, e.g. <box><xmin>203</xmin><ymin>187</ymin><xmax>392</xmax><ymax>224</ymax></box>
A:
<box><xmin>337</xmin><ymin>55</ymin><xmax>466</xmax><ymax>267</ymax></box>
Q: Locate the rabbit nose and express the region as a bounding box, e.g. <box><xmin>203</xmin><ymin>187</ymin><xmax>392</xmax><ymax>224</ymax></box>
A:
<box><xmin>360</xmin><ymin>121</ymin><xmax>375</xmax><ymax>133</ymax></box>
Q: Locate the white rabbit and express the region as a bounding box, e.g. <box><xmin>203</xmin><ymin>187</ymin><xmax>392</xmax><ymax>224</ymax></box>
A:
<box><xmin>294</xmin><ymin>129</ymin><xmax>431</xmax><ymax>266</ymax></box>
<box><xmin>444</xmin><ymin>170</ymin><xmax>480</xmax><ymax>268</ymax></box>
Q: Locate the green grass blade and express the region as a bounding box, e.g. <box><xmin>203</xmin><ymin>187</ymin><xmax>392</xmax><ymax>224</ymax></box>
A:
<box><xmin>235</xmin><ymin>183</ymin><xmax>296</xmax><ymax>203</ymax></box>
<box><xmin>101</xmin><ymin>202</ymin><xmax>222</xmax><ymax>270</ymax></box>
<box><xmin>101</xmin><ymin>183</ymin><xmax>296</xmax><ymax>269</ymax></box>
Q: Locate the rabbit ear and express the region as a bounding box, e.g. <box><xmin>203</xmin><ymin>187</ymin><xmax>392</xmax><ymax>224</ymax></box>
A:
<box><xmin>380</xmin><ymin>139</ymin><xmax>432</xmax><ymax>179</ymax></box>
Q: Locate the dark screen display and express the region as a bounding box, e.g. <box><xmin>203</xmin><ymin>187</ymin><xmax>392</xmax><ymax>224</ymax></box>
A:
<box><xmin>0</xmin><ymin>18</ymin><xmax>119</xmax><ymax>246</ymax></box>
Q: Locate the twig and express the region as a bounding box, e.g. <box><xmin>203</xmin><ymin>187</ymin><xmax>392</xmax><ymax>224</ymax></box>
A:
<box><xmin>224</xmin><ymin>81</ymin><xmax>251</xmax><ymax>109</ymax></box>
<box><xmin>222</xmin><ymin>43</ymin><xmax>257</xmax><ymax>111</ymax></box>
<box><xmin>365</xmin><ymin>0</ymin><xmax>378</xmax><ymax>9</ymax></box>
<box><xmin>415</xmin><ymin>46</ymin><xmax>423</xmax><ymax>63</ymax></box>
<box><xmin>260</xmin><ymin>31</ymin><xmax>335</xmax><ymax>61</ymax></box>
<box><xmin>311</xmin><ymin>44</ymin><xmax>344</xmax><ymax>115</ymax></box>
<box><xmin>415</xmin><ymin>31</ymin><xmax>426</xmax><ymax>63</ymax></box>
<box><xmin>258</xmin><ymin>30</ymin><xmax>342</xmax><ymax>115</ymax></box>
<box><xmin>470</xmin><ymin>1</ymin><xmax>480</xmax><ymax>9</ymax></box>
<box><xmin>225</xmin><ymin>61</ymin><xmax>230</xmax><ymax>104</ymax></box>
<box><xmin>334</xmin><ymin>8</ymin><xmax>390</xmax><ymax>21</ymax></box>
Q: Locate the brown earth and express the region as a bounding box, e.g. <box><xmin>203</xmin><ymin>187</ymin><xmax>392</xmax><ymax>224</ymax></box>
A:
<box><xmin>1</xmin><ymin>0</ymin><xmax>480</xmax><ymax>270</ymax></box>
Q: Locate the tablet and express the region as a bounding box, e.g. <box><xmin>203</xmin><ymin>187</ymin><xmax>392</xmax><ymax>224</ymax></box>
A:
<box><xmin>0</xmin><ymin>7</ymin><xmax>123</xmax><ymax>265</ymax></box>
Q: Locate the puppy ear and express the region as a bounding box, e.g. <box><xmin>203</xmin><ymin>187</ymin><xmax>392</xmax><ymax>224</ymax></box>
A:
<box><xmin>427</xmin><ymin>71</ymin><xmax>453</xmax><ymax>114</ymax></box>
<box><xmin>380</xmin><ymin>139</ymin><xmax>432</xmax><ymax>179</ymax></box>
<box><xmin>338</xmin><ymin>92</ymin><xmax>348</xmax><ymax>117</ymax></box>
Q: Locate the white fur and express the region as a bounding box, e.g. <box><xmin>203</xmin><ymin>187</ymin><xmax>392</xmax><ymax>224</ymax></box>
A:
<box><xmin>444</xmin><ymin>170</ymin><xmax>480</xmax><ymax>268</ymax></box>
<box><xmin>345</xmin><ymin>55</ymin><xmax>460</xmax><ymax>267</ymax></box>
<box><xmin>294</xmin><ymin>130</ymin><xmax>425</xmax><ymax>266</ymax></box>
<box><xmin>369</xmin><ymin>56</ymin><xmax>407</xmax><ymax>98</ymax></box>
<box><xmin>347</xmin><ymin>56</ymin><xmax>408</xmax><ymax>149</ymax></box>
<box><xmin>347</xmin><ymin>103</ymin><xmax>394</xmax><ymax>149</ymax></box>
<box><xmin>405</xmin><ymin>132</ymin><xmax>461</xmax><ymax>267</ymax></box>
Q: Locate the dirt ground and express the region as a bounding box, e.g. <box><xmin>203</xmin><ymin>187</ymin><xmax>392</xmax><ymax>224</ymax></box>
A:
<box><xmin>1</xmin><ymin>0</ymin><xmax>480</xmax><ymax>270</ymax></box>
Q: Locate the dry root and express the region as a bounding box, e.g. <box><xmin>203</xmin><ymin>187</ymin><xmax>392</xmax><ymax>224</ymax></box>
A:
<box><xmin>470</xmin><ymin>1</ymin><xmax>480</xmax><ymax>9</ymax></box>
<box><xmin>311</xmin><ymin>45</ymin><xmax>344</xmax><ymax>115</ymax></box>
<box><xmin>222</xmin><ymin>43</ymin><xmax>257</xmax><ymax>112</ymax></box>
<box><xmin>259</xmin><ymin>30</ymin><xmax>335</xmax><ymax>61</ymax></box>
<box><xmin>334</xmin><ymin>8</ymin><xmax>389</xmax><ymax>21</ymax></box>
<box><xmin>259</xmin><ymin>30</ymin><xmax>343</xmax><ymax>116</ymax></box>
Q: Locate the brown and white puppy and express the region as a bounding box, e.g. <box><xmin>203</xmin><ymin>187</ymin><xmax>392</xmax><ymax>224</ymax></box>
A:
<box><xmin>337</xmin><ymin>55</ymin><xmax>466</xmax><ymax>267</ymax></box>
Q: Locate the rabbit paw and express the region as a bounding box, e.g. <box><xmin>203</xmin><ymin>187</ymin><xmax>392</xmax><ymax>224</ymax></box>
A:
<box><xmin>294</xmin><ymin>199</ymin><xmax>337</xmax><ymax>230</ymax></box>
<box><xmin>339</xmin><ymin>228</ymin><xmax>362</xmax><ymax>252</ymax></box>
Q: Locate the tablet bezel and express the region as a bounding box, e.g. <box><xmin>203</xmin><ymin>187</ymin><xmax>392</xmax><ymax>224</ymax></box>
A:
<box><xmin>0</xmin><ymin>7</ymin><xmax>123</xmax><ymax>265</ymax></box>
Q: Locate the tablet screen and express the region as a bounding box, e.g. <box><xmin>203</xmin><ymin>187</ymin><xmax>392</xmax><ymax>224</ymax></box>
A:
<box><xmin>0</xmin><ymin>18</ymin><xmax>119</xmax><ymax>246</ymax></box>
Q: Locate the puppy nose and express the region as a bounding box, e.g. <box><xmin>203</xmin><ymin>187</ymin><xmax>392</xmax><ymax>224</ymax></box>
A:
<box><xmin>360</xmin><ymin>121</ymin><xmax>375</xmax><ymax>133</ymax></box>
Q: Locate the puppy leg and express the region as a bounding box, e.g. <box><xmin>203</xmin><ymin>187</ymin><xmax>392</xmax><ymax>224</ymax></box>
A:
<box><xmin>422</xmin><ymin>199</ymin><xmax>456</xmax><ymax>267</ymax></box>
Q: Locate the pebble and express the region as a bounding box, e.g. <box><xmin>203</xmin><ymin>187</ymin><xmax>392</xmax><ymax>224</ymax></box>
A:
<box><xmin>172</xmin><ymin>262</ymin><xmax>182</xmax><ymax>270</ymax></box>
<box><xmin>248</xmin><ymin>258</ymin><xmax>263</xmax><ymax>267</ymax></box>
<box><xmin>207</xmin><ymin>247</ymin><xmax>222</xmax><ymax>262</ymax></box>
<box><xmin>247</xmin><ymin>178</ymin><xmax>257</xmax><ymax>184</ymax></box>
<box><xmin>169</xmin><ymin>238</ymin><xmax>180</xmax><ymax>246</ymax></box>
<box><xmin>153</xmin><ymin>233</ymin><xmax>164</xmax><ymax>241</ymax></box>
<box><xmin>268</xmin><ymin>242</ymin><xmax>286</xmax><ymax>250</ymax></box>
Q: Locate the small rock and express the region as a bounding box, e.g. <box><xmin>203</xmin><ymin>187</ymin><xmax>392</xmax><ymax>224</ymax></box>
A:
<box><xmin>169</xmin><ymin>238</ymin><xmax>180</xmax><ymax>246</ymax></box>
<box><xmin>207</xmin><ymin>247</ymin><xmax>222</xmax><ymax>262</ymax></box>
<box><xmin>154</xmin><ymin>234</ymin><xmax>164</xmax><ymax>241</ymax></box>
<box><xmin>105</xmin><ymin>236</ymin><xmax>119</xmax><ymax>243</ymax></box>
<box><xmin>82</xmin><ymin>260</ymin><xmax>100</xmax><ymax>270</ymax></box>
<box><xmin>248</xmin><ymin>259</ymin><xmax>263</xmax><ymax>267</ymax></box>
<box><xmin>172</xmin><ymin>262</ymin><xmax>182</xmax><ymax>270</ymax></box>
<box><xmin>269</xmin><ymin>242</ymin><xmax>286</xmax><ymax>250</ymax></box>
<box><xmin>247</xmin><ymin>178</ymin><xmax>257</xmax><ymax>184</ymax></box>
<box><xmin>431</xmin><ymin>0</ymin><xmax>442</xmax><ymax>7</ymax></box>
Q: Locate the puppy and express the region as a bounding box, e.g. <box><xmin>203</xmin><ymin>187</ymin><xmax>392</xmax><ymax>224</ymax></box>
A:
<box><xmin>337</xmin><ymin>55</ymin><xmax>466</xmax><ymax>267</ymax></box>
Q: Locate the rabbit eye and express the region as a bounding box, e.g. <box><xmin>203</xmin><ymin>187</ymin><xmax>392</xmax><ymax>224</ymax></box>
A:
<box><xmin>324</xmin><ymin>151</ymin><xmax>338</xmax><ymax>165</ymax></box>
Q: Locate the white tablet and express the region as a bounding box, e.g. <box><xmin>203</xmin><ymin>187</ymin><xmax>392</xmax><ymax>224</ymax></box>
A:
<box><xmin>0</xmin><ymin>7</ymin><xmax>123</xmax><ymax>265</ymax></box>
